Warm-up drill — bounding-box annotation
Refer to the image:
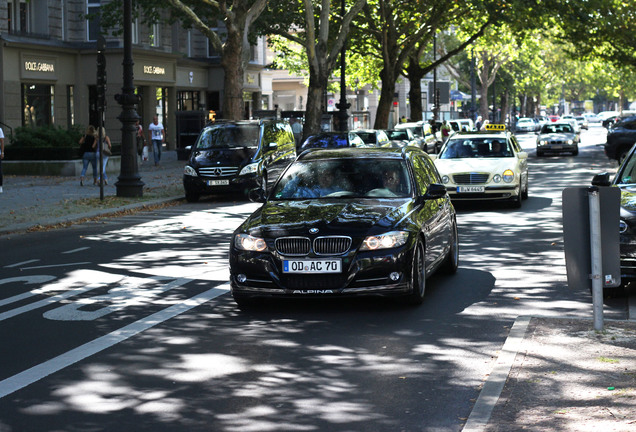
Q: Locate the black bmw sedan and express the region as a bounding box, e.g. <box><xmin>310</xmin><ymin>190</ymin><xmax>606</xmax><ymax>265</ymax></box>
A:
<box><xmin>229</xmin><ymin>147</ymin><xmax>459</xmax><ymax>309</ymax></box>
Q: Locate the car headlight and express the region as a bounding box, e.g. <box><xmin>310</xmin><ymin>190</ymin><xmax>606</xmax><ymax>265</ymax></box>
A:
<box><xmin>493</xmin><ymin>174</ymin><xmax>502</xmax><ymax>183</ymax></box>
<box><xmin>567</xmin><ymin>139</ymin><xmax>574</xmax><ymax>145</ymax></box>
<box><xmin>538</xmin><ymin>140</ymin><xmax>547</xmax><ymax>146</ymax></box>
<box><xmin>503</xmin><ymin>169</ymin><xmax>514</xmax><ymax>183</ymax></box>
<box><xmin>239</xmin><ymin>163</ymin><xmax>259</xmax><ymax>176</ymax></box>
<box><xmin>360</xmin><ymin>231</ymin><xmax>409</xmax><ymax>251</ymax></box>
<box><xmin>441</xmin><ymin>175</ymin><xmax>450</xmax><ymax>184</ymax></box>
<box><xmin>184</xmin><ymin>165</ymin><xmax>198</xmax><ymax>176</ymax></box>
<box><xmin>235</xmin><ymin>233</ymin><xmax>267</xmax><ymax>252</ymax></box>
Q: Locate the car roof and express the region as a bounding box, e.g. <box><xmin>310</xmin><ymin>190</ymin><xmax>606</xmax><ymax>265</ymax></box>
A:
<box><xmin>448</xmin><ymin>130</ymin><xmax>511</xmax><ymax>139</ymax></box>
<box><xmin>298</xmin><ymin>146</ymin><xmax>422</xmax><ymax>161</ymax></box>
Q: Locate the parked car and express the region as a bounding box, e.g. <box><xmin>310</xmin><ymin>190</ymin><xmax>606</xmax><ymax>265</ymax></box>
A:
<box><xmin>395</xmin><ymin>122</ymin><xmax>439</xmax><ymax>153</ymax></box>
<box><xmin>449</xmin><ymin>119</ymin><xmax>475</xmax><ymax>132</ymax></box>
<box><xmin>548</xmin><ymin>115</ymin><xmax>560</xmax><ymax>122</ymax></box>
<box><xmin>574</xmin><ymin>116</ymin><xmax>589</xmax><ymax>130</ymax></box>
<box><xmin>604</xmin><ymin>115</ymin><xmax>636</xmax><ymax>162</ymax></box>
<box><xmin>431</xmin><ymin>124</ymin><xmax>529</xmax><ymax>208</ymax></box>
<box><xmin>592</xmin><ymin>146</ymin><xmax>636</xmax><ymax>293</ymax></box>
<box><xmin>536</xmin><ymin>122</ymin><xmax>579</xmax><ymax>157</ymax></box>
<box><xmin>515</xmin><ymin>117</ymin><xmax>538</xmax><ymax>133</ymax></box>
<box><xmin>385</xmin><ymin>128</ymin><xmax>419</xmax><ymax>147</ymax></box>
<box><xmin>300</xmin><ymin>131</ymin><xmax>367</xmax><ymax>149</ymax></box>
<box><xmin>353</xmin><ymin>129</ymin><xmax>391</xmax><ymax>147</ymax></box>
<box><xmin>183</xmin><ymin>119</ymin><xmax>297</xmax><ymax>202</ymax></box>
<box><xmin>229</xmin><ymin>147</ymin><xmax>459</xmax><ymax>309</ymax></box>
<box><xmin>583</xmin><ymin>113</ymin><xmax>600</xmax><ymax>123</ymax></box>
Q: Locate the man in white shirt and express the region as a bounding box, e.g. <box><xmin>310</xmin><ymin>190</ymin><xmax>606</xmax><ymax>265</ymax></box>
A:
<box><xmin>147</xmin><ymin>116</ymin><xmax>165</xmax><ymax>166</ymax></box>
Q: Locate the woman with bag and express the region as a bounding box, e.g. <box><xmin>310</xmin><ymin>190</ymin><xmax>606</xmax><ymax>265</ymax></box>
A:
<box><xmin>135</xmin><ymin>119</ymin><xmax>147</xmax><ymax>161</ymax></box>
<box><xmin>93</xmin><ymin>126</ymin><xmax>112</xmax><ymax>185</ymax></box>
<box><xmin>78</xmin><ymin>125</ymin><xmax>97</xmax><ymax>186</ymax></box>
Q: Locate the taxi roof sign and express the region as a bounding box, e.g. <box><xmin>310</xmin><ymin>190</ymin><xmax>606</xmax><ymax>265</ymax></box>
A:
<box><xmin>485</xmin><ymin>123</ymin><xmax>506</xmax><ymax>131</ymax></box>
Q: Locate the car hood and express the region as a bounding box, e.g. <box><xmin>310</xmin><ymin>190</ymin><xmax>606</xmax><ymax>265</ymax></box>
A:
<box><xmin>434</xmin><ymin>158</ymin><xmax>515</xmax><ymax>174</ymax></box>
<box><xmin>189</xmin><ymin>148</ymin><xmax>258</xmax><ymax>168</ymax></box>
<box><xmin>240</xmin><ymin>199</ymin><xmax>413</xmax><ymax>237</ymax></box>
<box><xmin>537</xmin><ymin>133</ymin><xmax>576</xmax><ymax>141</ymax></box>
<box><xmin>618</xmin><ymin>185</ymin><xmax>636</xmax><ymax>213</ymax></box>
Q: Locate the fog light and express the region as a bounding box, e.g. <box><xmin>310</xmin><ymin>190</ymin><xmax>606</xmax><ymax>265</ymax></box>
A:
<box><xmin>389</xmin><ymin>272</ymin><xmax>401</xmax><ymax>281</ymax></box>
<box><xmin>237</xmin><ymin>274</ymin><xmax>247</xmax><ymax>283</ymax></box>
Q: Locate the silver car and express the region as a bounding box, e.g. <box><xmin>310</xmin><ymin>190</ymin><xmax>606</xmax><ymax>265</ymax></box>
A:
<box><xmin>536</xmin><ymin>122</ymin><xmax>579</xmax><ymax>157</ymax></box>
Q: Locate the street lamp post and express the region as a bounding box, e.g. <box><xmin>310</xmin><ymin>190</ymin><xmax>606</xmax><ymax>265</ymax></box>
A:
<box><xmin>335</xmin><ymin>0</ymin><xmax>350</xmax><ymax>132</ymax></box>
<box><xmin>115</xmin><ymin>0</ymin><xmax>144</xmax><ymax>197</ymax></box>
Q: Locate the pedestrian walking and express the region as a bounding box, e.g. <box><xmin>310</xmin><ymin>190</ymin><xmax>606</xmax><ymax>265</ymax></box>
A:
<box><xmin>135</xmin><ymin>119</ymin><xmax>147</xmax><ymax>162</ymax></box>
<box><xmin>148</xmin><ymin>116</ymin><xmax>164</xmax><ymax>166</ymax></box>
<box><xmin>441</xmin><ymin>120</ymin><xmax>452</xmax><ymax>143</ymax></box>
<box><xmin>78</xmin><ymin>125</ymin><xmax>97</xmax><ymax>186</ymax></box>
<box><xmin>0</xmin><ymin>126</ymin><xmax>4</xmax><ymax>193</ymax></box>
<box><xmin>475</xmin><ymin>116</ymin><xmax>483</xmax><ymax>130</ymax></box>
<box><xmin>93</xmin><ymin>126</ymin><xmax>112</xmax><ymax>185</ymax></box>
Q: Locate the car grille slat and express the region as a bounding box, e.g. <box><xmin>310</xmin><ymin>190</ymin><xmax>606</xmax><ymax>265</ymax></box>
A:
<box><xmin>199</xmin><ymin>166</ymin><xmax>238</xmax><ymax>177</ymax></box>
<box><xmin>276</xmin><ymin>237</ymin><xmax>311</xmax><ymax>256</ymax></box>
<box><xmin>314</xmin><ymin>236</ymin><xmax>352</xmax><ymax>255</ymax></box>
<box><xmin>453</xmin><ymin>173</ymin><xmax>489</xmax><ymax>184</ymax></box>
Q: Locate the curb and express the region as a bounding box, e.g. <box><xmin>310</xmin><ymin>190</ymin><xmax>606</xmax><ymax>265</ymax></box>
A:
<box><xmin>0</xmin><ymin>195</ymin><xmax>184</xmax><ymax>236</ymax></box>
<box><xmin>462</xmin><ymin>315</ymin><xmax>532</xmax><ymax>432</ymax></box>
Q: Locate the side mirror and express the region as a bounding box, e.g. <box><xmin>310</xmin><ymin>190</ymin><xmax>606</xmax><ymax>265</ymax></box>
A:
<box><xmin>248</xmin><ymin>188</ymin><xmax>266</xmax><ymax>203</ymax></box>
<box><xmin>185</xmin><ymin>145</ymin><xmax>192</xmax><ymax>151</ymax></box>
<box><xmin>424</xmin><ymin>183</ymin><xmax>447</xmax><ymax>199</ymax></box>
<box><xmin>591</xmin><ymin>172</ymin><xmax>611</xmax><ymax>187</ymax></box>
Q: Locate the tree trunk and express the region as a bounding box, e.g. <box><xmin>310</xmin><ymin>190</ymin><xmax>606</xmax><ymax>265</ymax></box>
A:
<box><xmin>374</xmin><ymin>68</ymin><xmax>397</xmax><ymax>129</ymax></box>
<box><xmin>221</xmin><ymin>31</ymin><xmax>245</xmax><ymax>120</ymax></box>
<box><xmin>406</xmin><ymin>58</ymin><xmax>426</xmax><ymax>122</ymax></box>
<box><xmin>304</xmin><ymin>79</ymin><xmax>326</xmax><ymax>142</ymax></box>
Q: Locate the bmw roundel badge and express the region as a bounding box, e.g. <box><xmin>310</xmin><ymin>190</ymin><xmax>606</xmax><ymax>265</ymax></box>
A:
<box><xmin>309</xmin><ymin>228</ymin><xmax>319</xmax><ymax>234</ymax></box>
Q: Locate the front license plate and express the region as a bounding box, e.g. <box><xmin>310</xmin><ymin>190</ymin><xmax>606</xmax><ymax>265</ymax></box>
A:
<box><xmin>283</xmin><ymin>259</ymin><xmax>342</xmax><ymax>274</ymax></box>
<box><xmin>551</xmin><ymin>145</ymin><xmax>563</xmax><ymax>150</ymax></box>
<box><xmin>206</xmin><ymin>179</ymin><xmax>229</xmax><ymax>186</ymax></box>
<box><xmin>458</xmin><ymin>186</ymin><xmax>485</xmax><ymax>193</ymax></box>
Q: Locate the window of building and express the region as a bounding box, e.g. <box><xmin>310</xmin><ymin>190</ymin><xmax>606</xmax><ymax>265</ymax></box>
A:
<box><xmin>22</xmin><ymin>84</ymin><xmax>54</xmax><ymax>127</ymax></box>
<box><xmin>87</xmin><ymin>1</ymin><xmax>100</xmax><ymax>42</ymax></box>
<box><xmin>7</xmin><ymin>0</ymin><xmax>30</xmax><ymax>34</ymax></box>
<box><xmin>132</xmin><ymin>17</ymin><xmax>139</xmax><ymax>44</ymax></box>
<box><xmin>177</xmin><ymin>91</ymin><xmax>200</xmax><ymax>111</ymax></box>
<box><xmin>150</xmin><ymin>22</ymin><xmax>160</xmax><ymax>47</ymax></box>
<box><xmin>67</xmin><ymin>85</ymin><xmax>75</xmax><ymax>128</ymax></box>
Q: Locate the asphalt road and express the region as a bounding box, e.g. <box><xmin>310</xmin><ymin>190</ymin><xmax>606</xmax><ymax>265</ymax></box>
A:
<box><xmin>0</xmin><ymin>124</ymin><xmax>631</xmax><ymax>431</ymax></box>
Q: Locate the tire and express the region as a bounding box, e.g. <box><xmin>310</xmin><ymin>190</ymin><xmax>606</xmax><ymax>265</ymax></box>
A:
<box><xmin>521</xmin><ymin>178</ymin><xmax>529</xmax><ymax>200</ymax></box>
<box><xmin>572</xmin><ymin>148</ymin><xmax>579</xmax><ymax>156</ymax></box>
<box><xmin>441</xmin><ymin>219</ymin><xmax>459</xmax><ymax>274</ymax></box>
<box><xmin>511</xmin><ymin>191</ymin><xmax>522</xmax><ymax>209</ymax></box>
<box><xmin>185</xmin><ymin>189</ymin><xmax>200</xmax><ymax>203</ymax></box>
<box><xmin>405</xmin><ymin>240</ymin><xmax>426</xmax><ymax>305</ymax></box>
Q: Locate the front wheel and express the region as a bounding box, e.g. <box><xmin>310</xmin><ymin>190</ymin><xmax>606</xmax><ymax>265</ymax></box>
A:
<box><xmin>441</xmin><ymin>220</ymin><xmax>459</xmax><ymax>274</ymax></box>
<box><xmin>405</xmin><ymin>240</ymin><xmax>426</xmax><ymax>305</ymax></box>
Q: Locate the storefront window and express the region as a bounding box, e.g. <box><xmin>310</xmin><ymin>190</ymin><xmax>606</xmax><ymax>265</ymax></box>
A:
<box><xmin>22</xmin><ymin>84</ymin><xmax>54</xmax><ymax>127</ymax></box>
<box><xmin>177</xmin><ymin>91</ymin><xmax>200</xmax><ymax>111</ymax></box>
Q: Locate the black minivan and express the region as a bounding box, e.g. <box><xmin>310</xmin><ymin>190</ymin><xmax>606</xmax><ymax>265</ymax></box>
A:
<box><xmin>183</xmin><ymin>119</ymin><xmax>297</xmax><ymax>202</ymax></box>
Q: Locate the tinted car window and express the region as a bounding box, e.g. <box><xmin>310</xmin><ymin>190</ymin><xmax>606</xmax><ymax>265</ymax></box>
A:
<box><xmin>195</xmin><ymin>124</ymin><xmax>260</xmax><ymax>150</ymax></box>
<box><xmin>272</xmin><ymin>158</ymin><xmax>412</xmax><ymax>199</ymax></box>
<box><xmin>356</xmin><ymin>132</ymin><xmax>377</xmax><ymax>145</ymax></box>
<box><xmin>301</xmin><ymin>133</ymin><xmax>349</xmax><ymax>149</ymax></box>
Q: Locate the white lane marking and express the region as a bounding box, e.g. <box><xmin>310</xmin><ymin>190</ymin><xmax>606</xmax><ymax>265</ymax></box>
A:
<box><xmin>62</xmin><ymin>247</ymin><xmax>90</xmax><ymax>254</ymax></box>
<box><xmin>43</xmin><ymin>277</ymin><xmax>192</xmax><ymax>321</ymax></box>
<box><xmin>20</xmin><ymin>262</ymin><xmax>92</xmax><ymax>270</ymax></box>
<box><xmin>4</xmin><ymin>260</ymin><xmax>40</xmax><ymax>268</ymax></box>
<box><xmin>0</xmin><ymin>276</ymin><xmax>58</xmax><ymax>307</ymax></box>
<box><xmin>0</xmin><ymin>285</ymin><xmax>229</xmax><ymax>399</ymax></box>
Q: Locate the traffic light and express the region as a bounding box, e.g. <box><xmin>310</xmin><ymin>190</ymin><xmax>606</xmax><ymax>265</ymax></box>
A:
<box><xmin>96</xmin><ymin>52</ymin><xmax>106</xmax><ymax>109</ymax></box>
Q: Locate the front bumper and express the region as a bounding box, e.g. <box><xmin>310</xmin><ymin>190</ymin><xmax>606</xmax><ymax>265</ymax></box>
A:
<box><xmin>183</xmin><ymin>174</ymin><xmax>260</xmax><ymax>196</ymax></box>
<box><xmin>445</xmin><ymin>184</ymin><xmax>520</xmax><ymax>201</ymax></box>
<box><xmin>229</xmin><ymin>245</ymin><xmax>414</xmax><ymax>299</ymax></box>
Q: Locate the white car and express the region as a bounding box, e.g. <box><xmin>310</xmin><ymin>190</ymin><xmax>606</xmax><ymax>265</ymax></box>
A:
<box><xmin>430</xmin><ymin>125</ymin><xmax>529</xmax><ymax>208</ymax></box>
<box><xmin>515</xmin><ymin>117</ymin><xmax>538</xmax><ymax>133</ymax></box>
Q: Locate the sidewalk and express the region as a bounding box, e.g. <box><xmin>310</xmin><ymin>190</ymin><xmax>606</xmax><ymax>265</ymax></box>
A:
<box><xmin>1</xmin><ymin>151</ymin><xmax>635</xmax><ymax>431</ymax></box>
<box><xmin>0</xmin><ymin>150</ymin><xmax>185</xmax><ymax>235</ymax></box>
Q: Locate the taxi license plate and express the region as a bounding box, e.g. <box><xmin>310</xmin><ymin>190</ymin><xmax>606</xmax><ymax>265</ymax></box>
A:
<box><xmin>283</xmin><ymin>259</ymin><xmax>342</xmax><ymax>274</ymax></box>
<box><xmin>458</xmin><ymin>186</ymin><xmax>485</xmax><ymax>193</ymax></box>
<box><xmin>207</xmin><ymin>179</ymin><xmax>229</xmax><ymax>186</ymax></box>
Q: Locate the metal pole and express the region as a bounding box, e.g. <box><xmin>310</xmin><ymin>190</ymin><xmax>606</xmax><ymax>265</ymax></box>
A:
<box><xmin>115</xmin><ymin>0</ymin><xmax>144</xmax><ymax>197</ymax></box>
<box><xmin>471</xmin><ymin>48</ymin><xmax>476</xmax><ymax>123</ymax></box>
<box><xmin>588</xmin><ymin>187</ymin><xmax>604</xmax><ymax>331</ymax></box>
<box><xmin>335</xmin><ymin>0</ymin><xmax>349</xmax><ymax>132</ymax></box>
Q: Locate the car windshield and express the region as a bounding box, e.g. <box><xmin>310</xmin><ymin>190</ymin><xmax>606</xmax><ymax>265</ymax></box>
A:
<box><xmin>355</xmin><ymin>132</ymin><xmax>377</xmax><ymax>145</ymax></box>
<box><xmin>301</xmin><ymin>134</ymin><xmax>349</xmax><ymax>149</ymax></box>
<box><xmin>541</xmin><ymin>124</ymin><xmax>573</xmax><ymax>134</ymax></box>
<box><xmin>439</xmin><ymin>138</ymin><xmax>512</xmax><ymax>159</ymax></box>
<box><xmin>272</xmin><ymin>158</ymin><xmax>412</xmax><ymax>199</ymax></box>
<box><xmin>388</xmin><ymin>131</ymin><xmax>409</xmax><ymax>140</ymax></box>
<box><xmin>617</xmin><ymin>154</ymin><xmax>636</xmax><ymax>184</ymax></box>
<box><xmin>195</xmin><ymin>124</ymin><xmax>260</xmax><ymax>150</ymax></box>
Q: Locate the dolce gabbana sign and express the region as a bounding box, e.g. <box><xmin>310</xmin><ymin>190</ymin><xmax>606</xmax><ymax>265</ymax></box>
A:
<box><xmin>143</xmin><ymin>65</ymin><xmax>166</xmax><ymax>75</ymax></box>
<box><xmin>136</xmin><ymin>60</ymin><xmax>174</xmax><ymax>82</ymax></box>
<box><xmin>21</xmin><ymin>55</ymin><xmax>58</xmax><ymax>79</ymax></box>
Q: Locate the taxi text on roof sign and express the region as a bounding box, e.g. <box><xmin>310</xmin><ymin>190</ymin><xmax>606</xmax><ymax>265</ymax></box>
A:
<box><xmin>485</xmin><ymin>124</ymin><xmax>506</xmax><ymax>131</ymax></box>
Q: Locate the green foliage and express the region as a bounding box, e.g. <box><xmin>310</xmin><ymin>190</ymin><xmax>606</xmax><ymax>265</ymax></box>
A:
<box><xmin>10</xmin><ymin>125</ymin><xmax>84</xmax><ymax>148</ymax></box>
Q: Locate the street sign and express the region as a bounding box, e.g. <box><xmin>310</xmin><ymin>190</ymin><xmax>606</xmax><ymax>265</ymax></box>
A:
<box><xmin>563</xmin><ymin>186</ymin><xmax>621</xmax><ymax>289</ymax></box>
